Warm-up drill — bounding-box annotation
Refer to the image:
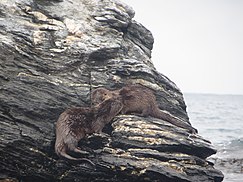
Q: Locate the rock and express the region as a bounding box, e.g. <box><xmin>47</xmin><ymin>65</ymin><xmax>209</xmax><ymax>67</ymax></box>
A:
<box><xmin>0</xmin><ymin>0</ymin><xmax>223</xmax><ymax>181</ymax></box>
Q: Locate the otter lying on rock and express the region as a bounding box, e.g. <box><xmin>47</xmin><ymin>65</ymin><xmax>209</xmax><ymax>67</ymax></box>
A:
<box><xmin>92</xmin><ymin>84</ymin><xmax>197</xmax><ymax>134</ymax></box>
<box><xmin>55</xmin><ymin>97</ymin><xmax>123</xmax><ymax>163</ymax></box>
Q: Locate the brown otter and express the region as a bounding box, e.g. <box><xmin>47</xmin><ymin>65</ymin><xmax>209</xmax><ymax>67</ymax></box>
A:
<box><xmin>91</xmin><ymin>85</ymin><xmax>197</xmax><ymax>134</ymax></box>
<box><xmin>55</xmin><ymin>97</ymin><xmax>123</xmax><ymax>163</ymax></box>
<box><xmin>91</xmin><ymin>87</ymin><xmax>118</xmax><ymax>106</ymax></box>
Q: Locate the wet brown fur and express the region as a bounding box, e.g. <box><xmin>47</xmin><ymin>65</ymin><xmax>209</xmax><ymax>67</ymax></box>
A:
<box><xmin>92</xmin><ymin>85</ymin><xmax>197</xmax><ymax>134</ymax></box>
<box><xmin>55</xmin><ymin>97</ymin><xmax>123</xmax><ymax>164</ymax></box>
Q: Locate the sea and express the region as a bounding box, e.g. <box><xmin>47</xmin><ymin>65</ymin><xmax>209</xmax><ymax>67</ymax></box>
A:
<box><xmin>184</xmin><ymin>93</ymin><xmax>243</xmax><ymax>182</ymax></box>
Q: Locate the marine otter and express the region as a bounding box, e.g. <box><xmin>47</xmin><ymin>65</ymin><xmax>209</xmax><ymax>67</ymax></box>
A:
<box><xmin>55</xmin><ymin>97</ymin><xmax>123</xmax><ymax>163</ymax></box>
<box><xmin>91</xmin><ymin>87</ymin><xmax>118</xmax><ymax>106</ymax></box>
<box><xmin>91</xmin><ymin>85</ymin><xmax>197</xmax><ymax>134</ymax></box>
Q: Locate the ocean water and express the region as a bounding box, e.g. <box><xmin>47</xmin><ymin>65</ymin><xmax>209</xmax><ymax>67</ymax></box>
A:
<box><xmin>184</xmin><ymin>93</ymin><xmax>243</xmax><ymax>182</ymax></box>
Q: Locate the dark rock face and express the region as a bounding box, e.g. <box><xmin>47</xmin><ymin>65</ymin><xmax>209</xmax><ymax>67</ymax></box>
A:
<box><xmin>0</xmin><ymin>0</ymin><xmax>223</xmax><ymax>181</ymax></box>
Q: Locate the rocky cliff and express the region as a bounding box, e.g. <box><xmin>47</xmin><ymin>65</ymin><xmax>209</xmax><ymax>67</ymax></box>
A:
<box><xmin>0</xmin><ymin>0</ymin><xmax>223</xmax><ymax>181</ymax></box>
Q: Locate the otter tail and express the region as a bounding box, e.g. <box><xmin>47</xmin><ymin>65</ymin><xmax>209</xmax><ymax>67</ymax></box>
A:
<box><xmin>152</xmin><ymin>109</ymin><xmax>197</xmax><ymax>134</ymax></box>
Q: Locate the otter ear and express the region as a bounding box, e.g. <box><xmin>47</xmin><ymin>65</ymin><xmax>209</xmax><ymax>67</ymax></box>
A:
<box><xmin>92</xmin><ymin>88</ymin><xmax>102</xmax><ymax>93</ymax></box>
<box><xmin>91</xmin><ymin>89</ymin><xmax>97</xmax><ymax>97</ymax></box>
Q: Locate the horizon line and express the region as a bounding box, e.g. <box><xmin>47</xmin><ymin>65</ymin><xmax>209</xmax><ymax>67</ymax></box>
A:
<box><xmin>183</xmin><ymin>92</ymin><xmax>243</xmax><ymax>96</ymax></box>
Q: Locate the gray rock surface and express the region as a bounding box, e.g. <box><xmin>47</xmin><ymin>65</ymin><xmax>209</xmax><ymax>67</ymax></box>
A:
<box><xmin>0</xmin><ymin>0</ymin><xmax>223</xmax><ymax>181</ymax></box>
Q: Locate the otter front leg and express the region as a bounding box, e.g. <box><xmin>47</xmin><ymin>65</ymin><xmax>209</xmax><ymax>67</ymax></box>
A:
<box><xmin>91</xmin><ymin>120</ymin><xmax>109</xmax><ymax>137</ymax></box>
<box><xmin>92</xmin><ymin>120</ymin><xmax>106</xmax><ymax>133</ymax></box>
<box><xmin>120</xmin><ymin>107</ymin><xmax>150</xmax><ymax>117</ymax></box>
<box><xmin>138</xmin><ymin>108</ymin><xmax>150</xmax><ymax>117</ymax></box>
<box><xmin>130</xmin><ymin>108</ymin><xmax>150</xmax><ymax>117</ymax></box>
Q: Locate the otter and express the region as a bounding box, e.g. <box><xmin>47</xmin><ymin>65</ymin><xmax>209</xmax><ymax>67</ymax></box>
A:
<box><xmin>91</xmin><ymin>87</ymin><xmax>118</xmax><ymax>106</ymax></box>
<box><xmin>91</xmin><ymin>85</ymin><xmax>197</xmax><ymax>134</ymax></box>
<box><xmin>55</xmin><ymin>97</ymin><xmax>123</xmax><ymax>163</ymax></box>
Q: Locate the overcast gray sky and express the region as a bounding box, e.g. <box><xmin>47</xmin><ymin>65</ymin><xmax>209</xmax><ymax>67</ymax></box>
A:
<box><xmin>122</xmin><ymin>0</ymin><xmax>243</xmax><ymax>95</ymax></box>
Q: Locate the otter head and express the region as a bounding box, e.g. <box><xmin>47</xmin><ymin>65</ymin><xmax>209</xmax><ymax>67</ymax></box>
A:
<box><xmin>91</xmin><ymin>87</ymin><xmax>118</xmax><ymax>106</ymax></box>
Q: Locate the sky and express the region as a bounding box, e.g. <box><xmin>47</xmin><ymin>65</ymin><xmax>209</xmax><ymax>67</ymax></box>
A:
<box><xmin>122</xmin><ymin>0</ymin><xmax>243</xmax><ymax>95</ymax></box>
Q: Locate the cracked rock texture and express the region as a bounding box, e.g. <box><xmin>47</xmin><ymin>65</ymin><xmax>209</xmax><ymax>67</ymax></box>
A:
<box><xmin>0</xmin><ymin>0</ymin><xmax>223</xmax><ymax>181</ymax></box>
